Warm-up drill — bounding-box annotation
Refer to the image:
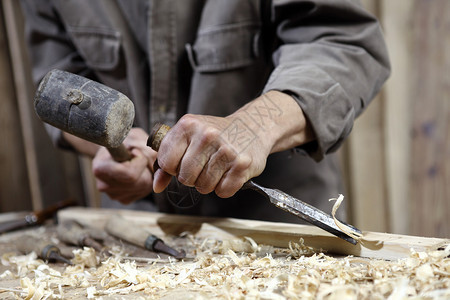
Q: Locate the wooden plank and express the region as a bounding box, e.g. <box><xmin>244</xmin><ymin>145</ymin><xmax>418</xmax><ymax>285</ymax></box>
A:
<box><xmin>0</xmin><ymin>4</ymin><xmax>32</xmax><ymax>212</ymax></box>
<box><xmin>2</xmin><ymin>0</ymin><xmax>86</xmax><ymax>209</ymax></box>
<box><xmin>1</xmin><ymin>0</ymin><xmax>42</xmax><ymax>210</ymax></box>
<box><xmin>58</xmin><ymin>207</ymin><xmax>449</xmax><ymax>261</ymax></box>
<box><xmin>341</xmin><ymin>0</ymin><xmax>388</xmax><ymax>232</ymax></box>
<box><xmin>409</xmin><ymin>0</ymin><xmax>450</xmax><ymax>238</ymax></box>
<box><xmin>380</xmin><ymin>0</ymin><xmax>414</xmax><ymax>235</ymax></box>
<box><xmin>344</xmin><ymin>94</ymin><xmax>389</xmax><ymax>232</ymax></box>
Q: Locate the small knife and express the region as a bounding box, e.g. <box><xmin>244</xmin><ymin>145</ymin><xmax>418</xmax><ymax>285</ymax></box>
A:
<box><xmin>147</xmin><ymin>123</ymin><xmax>362</xmax><ymax>245</ymax></box>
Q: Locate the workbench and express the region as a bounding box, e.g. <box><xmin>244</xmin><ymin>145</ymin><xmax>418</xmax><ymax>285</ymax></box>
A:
<box><xmin>0</xmin><ymin>207</ymin><xmax>448</xmax><ymax>299</ymax></box>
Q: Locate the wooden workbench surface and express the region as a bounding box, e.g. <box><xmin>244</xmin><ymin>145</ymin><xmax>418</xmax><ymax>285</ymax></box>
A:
<box><xmin>0</xmin><ymin>207</ymin><xmax>448</xmax><ymax>299</ymax></box>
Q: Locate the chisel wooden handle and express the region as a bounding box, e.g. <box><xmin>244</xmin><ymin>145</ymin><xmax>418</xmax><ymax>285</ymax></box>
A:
<box><xmin>16</xmin><ymin>235</ymin><xmax>72</xmax><ymax>264</ymax></box>
<box><xmin>148</xmin><ymin>123</ymin><xmax>171</xmax><ymax>152</ymax></box>
<box><xmin>105</xmin><ymin>215</ymin><xmax>185</xmax><ymax>258</ymax></box>
<box><xmin>105</xmin><ymin>214</ymin><xmax>153</xmax><ymax>249</ymax></box>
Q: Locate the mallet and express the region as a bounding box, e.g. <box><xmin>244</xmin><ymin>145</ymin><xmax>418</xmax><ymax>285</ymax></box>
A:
<box><xmin>34</xmin><ymin>69</ymin><xmax>134</xmax><ymax>162</ymax></box>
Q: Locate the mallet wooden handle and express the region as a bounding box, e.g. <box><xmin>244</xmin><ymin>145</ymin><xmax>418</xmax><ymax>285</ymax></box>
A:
<box><xmin>108</xmin><ymin>144</ymin><xmax>133</xmax><ymax>162</ymax></box>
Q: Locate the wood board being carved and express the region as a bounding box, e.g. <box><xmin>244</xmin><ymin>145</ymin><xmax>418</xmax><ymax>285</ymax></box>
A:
<box><xmin>0</xmin><ymin>207</ymin><xmax>448</xmax><ymax>299</ymax></box>
<box><xmin>58</xmin><ymin>207</ymin><xmax>448</xmax><ymax>261</ymax></box>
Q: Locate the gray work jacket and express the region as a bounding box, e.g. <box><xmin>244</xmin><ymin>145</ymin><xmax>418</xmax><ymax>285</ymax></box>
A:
<box><xmin>21</xmin><ymin>0</ymin><xmax>390</xmax><ymax>222</ymax></box>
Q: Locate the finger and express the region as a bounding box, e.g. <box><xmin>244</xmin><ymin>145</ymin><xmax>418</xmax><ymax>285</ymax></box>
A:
<box><xmin>214</xmin><ymin>155</ymin><xmax>253</xmax><ymax>198</ymax></box>
<box><xmin>214</xmin><ymin>173</ymin><xmax>246</xmax><ymax>198</ymax></box>
<box><xmin>194</xmin><ymin>145</ymin><xmax>234</xmax><ymax>194</ymax></box>
<box><xmin>153</xmin><ymin>168</ymin><xmax>173</xmax><ymax>193</ymax></box>
<box><xmin>98</xmin><ymin>170</ymin><xmax>153</xmax><ymax>203</ymax></box>
<box><xmin>95</xmin><ymin>150</ymin><xmax>147</xmax><ymax>184</ymax></box>
<box><xmin>157</xmin><ymin>126</ymin><xmax>189</xmax><ymax>176</ymax></box>
<box><xmin>177</xmin><ymin>135</ymin><xmax>219</xmax><ymax>187</ymax></box>
<box><xmin>96</xmin><ymin>178</ymin><xmax>110</xmax><ymax>193</ymax></box>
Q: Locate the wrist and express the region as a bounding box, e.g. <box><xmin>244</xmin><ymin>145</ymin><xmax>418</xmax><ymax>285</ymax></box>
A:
<box><xmin>230</xmin><ymin>90</ymin><xmax>314</xmax><ymax>154</ymax></box>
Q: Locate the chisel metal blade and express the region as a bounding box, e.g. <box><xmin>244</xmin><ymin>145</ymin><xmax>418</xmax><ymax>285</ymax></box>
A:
<box><xmin>244</xmin><ymin>181</ymin><xmax>362</xmax><ymax>245</ymax></box>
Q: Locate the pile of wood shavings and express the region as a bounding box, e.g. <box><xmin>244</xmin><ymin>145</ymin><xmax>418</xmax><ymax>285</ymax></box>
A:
<box><xmin>0</xmin><ymin>237</ymin><xmax>449</xmax><ymax>299</ymax></box>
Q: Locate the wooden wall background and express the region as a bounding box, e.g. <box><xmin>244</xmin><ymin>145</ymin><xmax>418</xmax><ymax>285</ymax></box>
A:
<box><xmin>0</xmin><ymin>0</ymin><xmax>448</xmax><ymax>238</ymax></box>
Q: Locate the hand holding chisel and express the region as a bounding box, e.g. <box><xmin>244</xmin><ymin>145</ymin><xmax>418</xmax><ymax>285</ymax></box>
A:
<box><xmin>148</xmin><ymin>123</ymin><xmax>362</xmax><ymax>245</ymax></box>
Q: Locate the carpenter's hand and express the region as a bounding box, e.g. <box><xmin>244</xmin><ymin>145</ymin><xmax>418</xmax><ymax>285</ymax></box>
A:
<box><xmin>152</xmin><ymin>91</ymin><xmax>314</xmax><ymax>198</ymax></box>
<box><xmin>92</xmin><ymin>128</ymin><xmax>157</xmax><ymax>204</ymax></box>
<box><xmin>153</xmin><ymin>114</ymin><xmax>271</xmax><ymax>198</ymax></box>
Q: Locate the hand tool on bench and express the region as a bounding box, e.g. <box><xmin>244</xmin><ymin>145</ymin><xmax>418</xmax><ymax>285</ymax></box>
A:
<box><xmin>16</xmin><ymin>235</ymin><xmax>73</xmax><ymax>265</ymax></box>
<box><xmin>0</xmin><ymin>198</ymin><xmax>76</xmax><ymax>234</ymax></box>
<box><xmin>34</xmin><ymin>69</ymin><xmax>135</xmax><ymax>162</ymax></box>
<box><xmin>105</xmin><ymin>214</ymin><xmax>186</xmax><ymax>259</ymax></box>
<box><xmin>148</xmin><ymin>123</ymin><xmax>362</xmax><ymax>245</ymax></box>
<box><xmin>57</xmin><ymin>220</ymin><xmax>107</xmax><ymax>254</ymax></box>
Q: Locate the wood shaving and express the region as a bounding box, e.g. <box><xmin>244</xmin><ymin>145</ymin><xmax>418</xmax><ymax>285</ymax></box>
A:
<box><xmin>0</xmin><ymin>237</ymin><xmax>448</xmax><ymax>299</ymax></box>
<box><xmin>330</xmin><ymin>194</ymin><xmax>364</xmax><ymax>240</ymax></box>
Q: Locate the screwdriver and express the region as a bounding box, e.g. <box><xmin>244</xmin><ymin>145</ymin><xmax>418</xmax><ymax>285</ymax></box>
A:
<box><xmin>16</xmin><ymin>235</ymin><xmax>73</xmax><ymax>265</ymax></box>
<box><xmin>105</xmin><ymin>215</ymin><xmax>186</xmax><ymax>259</ymax></box>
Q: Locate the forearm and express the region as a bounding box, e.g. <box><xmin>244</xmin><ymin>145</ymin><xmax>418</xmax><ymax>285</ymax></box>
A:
<box><xmin>229</xmin><ymin>90</ymin><xmax>315</xmax><ymax>155</ymax></box>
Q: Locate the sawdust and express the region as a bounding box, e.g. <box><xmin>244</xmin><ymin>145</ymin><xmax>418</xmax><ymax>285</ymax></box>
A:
<box><xmin>0</xmin><ymin>236</ymin><xmax>449</xmax><ymax>299</ymax></box>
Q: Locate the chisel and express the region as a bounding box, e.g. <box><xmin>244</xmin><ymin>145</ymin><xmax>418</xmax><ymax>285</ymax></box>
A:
<box><xmin>16</xmin><ymin>235</ymin><xmax>73</xmax><ymax>265</ymax></box>
<box><xmin>57</xmin><ymin>220</ymin><xmax>105</xmax><ymax>253</ymax></box>
<box><xmin>0</xmin><ymin>198</ymin><xmax>76</xmax><ymax>234</ymax></box>
<box><xmin>148</xmin><ymin>123</ymin><xmax>362</xmax><ymax>245</ymax></box>
<box><xmin>105</xmin><ymin>214</ymin><xmax>186</xmax><ymax>259</ymax></box>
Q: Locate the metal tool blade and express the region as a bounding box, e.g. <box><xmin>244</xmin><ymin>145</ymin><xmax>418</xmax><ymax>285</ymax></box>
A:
<box><xmin>243</xmin><ymin>181</ymin><xmax>362</xmax><ymax>245</ymax></box>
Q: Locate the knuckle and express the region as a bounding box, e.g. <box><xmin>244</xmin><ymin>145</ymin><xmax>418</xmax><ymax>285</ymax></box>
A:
<box><xmin>199</xmin><ymin>127</ymin><xmax>221</xmax><ymax>146</ymax></box>
<box><xmin>234</xmin><ymin>155</ymin><xmax>252</xmax><ymax>171</ymax></box>
<box><xmin>177</xmin><ymin>114</ymin><xmax>197</xmax><ymax>131</ymax></box>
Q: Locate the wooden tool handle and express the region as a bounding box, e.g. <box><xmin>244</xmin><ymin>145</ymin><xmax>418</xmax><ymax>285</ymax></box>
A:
<box><xmin>108</xmin><ymin>144</ymin><xmax>133</xmax><ymax>162</ymax></box>
<box><xmin>147</xmin><ymin>123</ymin><xmax>171</xmax><ymax>152</ymax></box>
<box><xmin>105</xmin><ymin>214</ymin><xmax>148</xmax><ymax>248</ymax></box>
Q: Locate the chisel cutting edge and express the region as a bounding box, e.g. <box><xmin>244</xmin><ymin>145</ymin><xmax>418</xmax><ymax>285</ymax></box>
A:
<box><xmin>242</xmin><ymin>180</ymin><xmax>361</xmax><ymax>244</ymax></box>
<box><xmin>148</xmin><ymin>123</ymin><xmax>362</xmax><ymax>245</ymax></box>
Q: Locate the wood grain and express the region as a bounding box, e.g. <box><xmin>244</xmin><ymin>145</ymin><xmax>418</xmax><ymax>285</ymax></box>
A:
<box><xmin>409</xmin><ymin>0</ymin><xmax>450</xmax><ymax>238</ymax></box>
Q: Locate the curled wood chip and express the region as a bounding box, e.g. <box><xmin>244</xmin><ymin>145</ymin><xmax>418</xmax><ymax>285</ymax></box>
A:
<box><xmin>329</xmin><ymin>194</ymin><xmax>364</xmax><ymax>240</ymax></box>
<box><xmin>71</xmin><ymin>247</ymin><xmax>98</xmax><ymax>268</ymax></box>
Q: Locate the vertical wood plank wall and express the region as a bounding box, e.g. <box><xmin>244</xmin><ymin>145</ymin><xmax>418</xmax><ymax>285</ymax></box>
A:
<box><xmin>343</xmin><ymin>0</ymin><xmax>449</xmax><ymax>238</ymax></box>
<box><xmin>0</xmin><ymin>3</ymin><xmax>31</xmax><ymax>212</ymax></box>
<box><xmin>408</xmin><ymin>0</ymin><xmax>450</xmax><ymax>238</ymax></box>
<box><xmin>0</xmin><ymin>1</ymin><xmax>448</xmax><ymax>238</ymax></box>
<box><xmin>0</xmin><ymin>0</ymin><xmax>86</xmax><ymax>211</ymax></box>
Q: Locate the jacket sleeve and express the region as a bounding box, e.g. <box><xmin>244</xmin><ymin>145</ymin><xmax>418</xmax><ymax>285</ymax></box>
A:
<box><xmin>263</xmin><ymin>0</ymin><xmax>390</xmax><ymax>161</ymax></box>
<box><xmin>20</xmin><ymin>0</ymin><xmax>91</xmax><ymax>149</ymax></box>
